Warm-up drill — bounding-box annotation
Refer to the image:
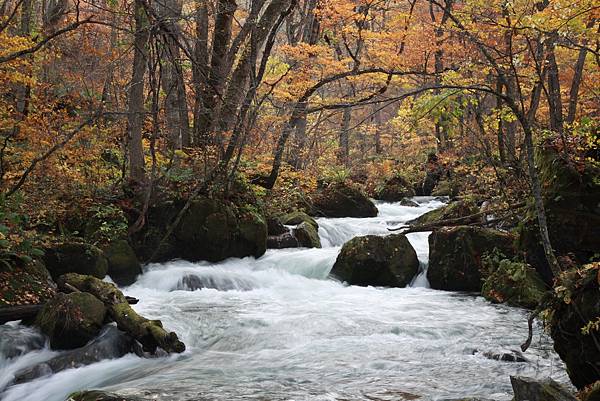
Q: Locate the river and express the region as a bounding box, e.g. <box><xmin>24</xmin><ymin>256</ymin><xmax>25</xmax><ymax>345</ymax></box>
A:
<box><xmin>0</xmin><ymin>197</ymin><xmax>567</xmax><ymax>401</ymax></box>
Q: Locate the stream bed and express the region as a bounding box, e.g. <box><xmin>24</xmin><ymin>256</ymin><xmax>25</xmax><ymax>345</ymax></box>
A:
<box><xmin>0</xmin><ymin>197</ymin><xmax>567</xmax><ymax>401</ymax></box>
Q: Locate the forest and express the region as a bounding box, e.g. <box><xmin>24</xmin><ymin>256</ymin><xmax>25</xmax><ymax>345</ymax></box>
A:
<box><xmin>0</xmin><ymin>0</ymin><xmax>599</xmax><ymax>399</ymax></box>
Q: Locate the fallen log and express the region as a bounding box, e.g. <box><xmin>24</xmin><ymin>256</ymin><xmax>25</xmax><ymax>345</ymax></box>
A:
<box><xmin>57</xmin><ymin>273</ymin><xmax>185</xmax><ymax>354</ymax></box>
<box><xmin>0</xmin><ymin>304</ymin><xmax>43</xmax><ymax>324</ymax></box>
<box><xmin>388</xmin><ymin>201</ymin><xmax>525</xmax><ymax>234</ymax></box>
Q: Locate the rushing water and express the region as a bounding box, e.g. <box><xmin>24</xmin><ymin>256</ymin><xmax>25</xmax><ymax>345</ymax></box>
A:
<box><xmin>0</xmin><ymin>197</ymin><xmax>567</xmax><ymax>401</ymax></box>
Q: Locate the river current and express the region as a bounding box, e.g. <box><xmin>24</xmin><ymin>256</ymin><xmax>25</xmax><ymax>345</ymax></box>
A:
<box><xmin>0</xmin><ymin>197</ymin><xmax>567</xmax><ymax>401</ymax></box>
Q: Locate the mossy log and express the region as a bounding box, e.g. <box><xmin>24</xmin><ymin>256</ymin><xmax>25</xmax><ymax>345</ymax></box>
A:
<box><xmin>57</xmin><ymin>273</ymin><xmax>185</xmax><ymax>354</ymax></box>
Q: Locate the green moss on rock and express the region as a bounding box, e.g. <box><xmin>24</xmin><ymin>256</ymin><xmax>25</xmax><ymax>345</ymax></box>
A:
<box><xmin>427</xmin><ymin>226</ymin><xmax>516</xmax><ymax>292</ymax></box>
<box><xmin>312</xmin><ymin>182</ymin><xmax>378</xmax><ymax>218</ymax></box>
<box><xmin>331</xmin><ymin>234</ymin><xmax>418</xmax><ymax>287</ymax></box>
<box><xmin>43</xmin><ymin>242</ymin><xmax>108</xmax><ymax>280</ymax></box>
<box><xmin>103</xmin><ymin>240</ymin><xmax>142</xmax><ymax>286</ymax></box>
<box><xmin>35</xmin><ymin>292</ymin><xmax>106</xmax><ymax>350</ymax></box>
<box><xmin>294</xmin><ymin>222</ymin><xmax>321</xmax><ymax>248</ymax></box>
<box><xmin>481</xmin><ymin>257</ymin><xmax>547</xmax><ymax>309</ymax></box>
<box><xmin>410</xmin><ymin>198</ymin><xmax>480</xmax><ymax>226</ymax></box>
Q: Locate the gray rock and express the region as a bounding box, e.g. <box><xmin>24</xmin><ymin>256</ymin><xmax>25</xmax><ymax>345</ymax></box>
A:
<box><xmin>510</xmin><ymin>376</ymin><xmax>577</xmax><ymax>401</ymax></box>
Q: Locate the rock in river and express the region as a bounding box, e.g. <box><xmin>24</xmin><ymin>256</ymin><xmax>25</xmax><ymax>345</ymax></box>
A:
<box><xmin>330</xmin><ymin>234</ymin><xmax>418</xmax><ymax>287</ymax></box>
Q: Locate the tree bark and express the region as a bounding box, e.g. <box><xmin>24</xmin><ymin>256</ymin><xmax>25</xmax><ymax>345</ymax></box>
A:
<box><xmin>566</xmin><ymin>47</ymin><xmax>587</xmax><ymax>125</ymax></box>
<box><xmin>127</xmin><ymin>0</ymin><xmax>149</xmax><ymax>184</ymax></box>
<box><xmin>338</xmin><ymin>107</ymin><xmax>351</xmax><ymax>165</ymax></box>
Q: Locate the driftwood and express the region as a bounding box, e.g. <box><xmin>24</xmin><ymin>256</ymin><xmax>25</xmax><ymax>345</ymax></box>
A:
<box><xmin>388</xmin><ymin>201</ymin><xmax>526</xmax><ymax>234</ymax></box>
<box><xmin>0</xmin><ymin>304</ymin><xmax>43</xmax><ymax>324</ymax></box>
<box><xmin>57</xmin><ymin>273</ymin><xmax>185</xmax><ymax>354</ymax></box>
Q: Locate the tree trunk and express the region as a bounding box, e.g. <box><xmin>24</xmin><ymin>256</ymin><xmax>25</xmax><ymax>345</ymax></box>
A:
<box><xmin>338</xmin><ymin>107</ymin><xmax>351</xmax><ymax>165</ymax></box>
<box><xmin>566</xmin><ymin>47</ymin><xmax>587</xmax><ymax>125</ymax></box>
<box><xmin>157</xmin><ymin>0</ymin><xmax>190</xmax><ymax>149</ymax></box>
<box><xmin>195</xmin><ymin>0</ymin><xmax>236</xmax><ymax>142</ymax></box>
<box><xmin>546</xmin><ymin>35</ymin><xmax>564</xmax><ymax>135</ymax></box>
<box><xmin>127</xmin><ymin>0</ymin><xmax>149</xmax><ymax>184</ymax></box>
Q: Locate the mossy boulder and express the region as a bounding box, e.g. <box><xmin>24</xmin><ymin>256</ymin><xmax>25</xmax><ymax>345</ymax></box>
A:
<box><xmin>550</xmin><ymin>267</ymin><xmax>600</xmax><ymax>389</ymax></box>
<box><xmin>294</xmin><ymin>222</ymin><xmax>321</xmax><ymax>248</ymax></box>
<box><xmin>103</xmin><ymin>240</ymin><xmax>142</xmax><ymax>286</ymax></box>
<box><xmin>375</xmin><ymin>175</ymin><xmax>416</xmax><ymax>201</ymax></box>
<box><xmin>518</xmin><ymin>143</ymin><xmax>600</xmax><ymax>283</ymax></box>
<box><xmin>330</xmin><ymin>234</ymin><xmax>419</xmax><ymax>287</ymax></box>
<box><xmin>67</xmin><ymin>391</ymin><xmax>147</xmax><ymax>401</ymax></box>
<box><xmin>132</xmin><ymin>197</ymin><xmax>267</xmax><ymax>263</ymax></box>
<box><xmin>312</xmin><ymin>182</ymin><xmax>378</xmax><ymax>218</ymax></box>
<box><xmin>43</xmin><ymin>242</ymin><xmax>108</xmax><ymax>280</ymax></box>
<box><xmin>427</xmin><ymin>226</ymin><xmax>516</xmax><ymax>292</ymax></box>
<box><xmin>409</xmin><ymin>198</ymin><xmax>480</xmax><ymax>226</ymax></box>
<box><xmin>0</xmin><ymin>258</ymin><xmax>56</xmax><ymax>306</ymax></box>
<box><xmin>35</xmin><ymin>292</ymin><xmax>106</xmax><ymax>350</ymax></box>
<box><xmin>431</xmin><ymin>179</ymin><xmax>460</xmax><ymax>197</ymax></box>
<box><xmin>481</xmin><ymin>258</ymin><xmax>547</xmax><ymax>309</ymax></box>
<box><xmin>280</xmin><ymin>211</ymin><xmax>318</xmax><ymax>229</ymax></box>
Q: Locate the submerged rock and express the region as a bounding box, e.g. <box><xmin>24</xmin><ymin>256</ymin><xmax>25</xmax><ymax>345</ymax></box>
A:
<box><xmin>400</xmin><ymin>198</ymin><xmax>419</xmax><ymax>207</ymax></box>
<box><xmin>43</xmin><ymin>242</ymin><xmax>108</xmax><ymax>279</ymax></box>
<box><xmin>176</xmin><ymin>274</ymin><xmax>254</xmax><ymax>291</ymax></box>
<box><xmin>427</xmin><ymin>226</ymin><xmax>515</xmax><ymax>292</ymax></box>
<box><xmin>67</xmin><ymin>390</ymin><xmax>148</xmax><ymax>401</ymax></box>
<box><xmin>510</xmin><ymin>376</ymin><xmax>577</xmax><ymax>401</ymax></box>
<box><xmin>330</xmin><ymin>234</ymin><xmax>418</xmax><ymax>287</ymax></box>
<box><xmin>35</xmin><ymin>292</ymin><xmax>106</xmax><ymax>350</ymax></box>
<box><xmin>14</xmin><ymin>326</ymin><xmax>133</xmax><ymax>384</ymax></box>
<box><xmin>311</xmin><ymin>182</ymin><xmax>377</xmax><ymax>218</ymax></box>
<box><xmin>475</xmin><ymin>349</ymin><xmax>528</xmax><ymax>363</ymax></box>
<box><xmin>0</xmin><ymin>323</ymin><xmax>45</xmax><ymax>358</ymax></box>
<box><xmin>375</xmin><ymin>175</ymin><xmax>416</xmax><ymax>201</ymax></box>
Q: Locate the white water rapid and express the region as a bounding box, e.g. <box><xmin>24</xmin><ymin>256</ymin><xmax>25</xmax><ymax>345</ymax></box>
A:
<box><xmin>0</xmin><ymin>197</ymin><xmax>567</xmax><ymax>401</ymax></box>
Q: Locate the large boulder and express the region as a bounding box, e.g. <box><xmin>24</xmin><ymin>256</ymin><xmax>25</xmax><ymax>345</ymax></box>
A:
<box><xmin>43</xmin><ymin>242</ymin><xmax>108</xmax><ymax>279</ymax></box>
<box><xmin>481</xmin><ymin>257</ymin><xmax>547</xmax><ymax>309</ymax></box>
<box><xmin>550</xmin><ymin>266</ymin><xmax>600</xmax><ymax>389</ymax></box>
<box><xmin>518</xmin><ymin>143</ymin><xmax>600</xmax><ymax>283</ymax></box>
<box><xmin>133</xmin><ymin>197</ymin><xmax>267</xmax><ymax>263</ymax></box>
<box><xmin>103</xmin><ymin>240</ymin><xmax>142</xmax><ymax>286</ymax></box>
<box><xmin>35</xmin><ymin>292</ymin><xmax>106</xmax><ymax>350</ymax></box>
<box><xmin>311</xmin><ymin>182</ymin><xmax>378</xmax><ymax>218</ymax></box>
<box><xmin>510</xmin><ymin>376</ymin><xmax>577</xmax><ymax>401</ymax></box>
<box><xmin>0</xmin><ymin>257</ymin><xmax>56</xmax><ymax>307</ymax></box>
<box><xmin>409</xmin><ymin>198</ymin><xmax>480</xmax><ymax>226</ymax></box>
<box><xmin>330</xmin><ymin>234</ymin><xmax>419</xmax><ymax>287</ymax></box>
<box><xmin>427</xmin><ymin>226</ymin><xmax>516</xmax><ymax>292</ymax></box>
<box><xmin>374</xmin><ymin>175</ymin><xmax>416</xmax><ymax>201</ymax></box>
